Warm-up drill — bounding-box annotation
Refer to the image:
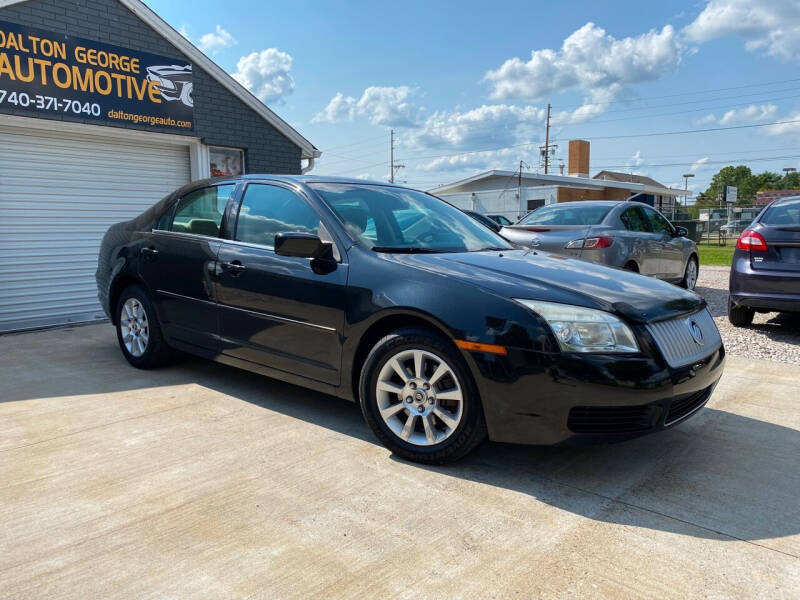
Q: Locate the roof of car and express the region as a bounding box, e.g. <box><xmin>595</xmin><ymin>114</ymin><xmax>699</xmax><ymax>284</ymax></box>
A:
<box><xmin>536</xmin><ymin>200</ymin><xmax>630</xmax><ymax>208</ymax></box>
<box><xmin>241</xmin><ymin>174</ymin><xmax>405</xmax><ymax>186</ymax></box>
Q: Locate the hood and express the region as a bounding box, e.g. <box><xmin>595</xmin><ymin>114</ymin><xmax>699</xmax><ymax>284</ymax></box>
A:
<box><xmin>389</xmin><ymin>249</ymin><xmax>702</xmax><ymax>324</ymax></box>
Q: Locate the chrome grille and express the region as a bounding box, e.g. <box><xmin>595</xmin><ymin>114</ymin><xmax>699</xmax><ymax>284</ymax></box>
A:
<box><xmin>646</xmin><ymin>309</ymin><xmax>722</xmax><ymax>368</ymax></box>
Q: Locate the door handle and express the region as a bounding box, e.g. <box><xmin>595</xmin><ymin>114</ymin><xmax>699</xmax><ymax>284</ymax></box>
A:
<box><xmin>223</xmin><ymin>260</ymin><xmax>246</xmax><ymax>275</ymax></box>
<box><xmin>140</xmin><ymin>247</ymin><xmax>159</xmax><ymax>258</ymax></box>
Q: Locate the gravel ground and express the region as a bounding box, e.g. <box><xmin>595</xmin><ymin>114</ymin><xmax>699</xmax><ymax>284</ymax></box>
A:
<box><xmin>695</xmin><ymin>266</ymin><xmax>800</xmax><ymax>365</ymax></box>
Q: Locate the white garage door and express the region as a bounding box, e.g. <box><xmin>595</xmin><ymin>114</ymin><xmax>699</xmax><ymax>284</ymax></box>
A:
<box><xmin>0</xmin><ymin>124</ymin><xmax>192</xmax><ymax>332</ymax></box>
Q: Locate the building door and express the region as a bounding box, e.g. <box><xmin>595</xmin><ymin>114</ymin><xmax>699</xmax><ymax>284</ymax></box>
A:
<box><xmin>0</xmin><ymin>123</ymin><xmax>192</xmax><ymax>332</ymax></box>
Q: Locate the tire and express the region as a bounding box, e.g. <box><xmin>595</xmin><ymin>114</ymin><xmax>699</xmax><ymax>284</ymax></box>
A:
<box><xmin>358</xmin><ymin>328</ymin><xmax>487</xmax><ymax>464</ymax></box>
<box><xmin>623</xmin><ymin>261</ymin><xmax>639</xmax><ymax>273</ymax></box>
<box><xmin>728</xmin><ymin>298</ymin><xmax>755</xmax><ymax>327</ymax></box>
<box><xmin>115</xmin><ymin>284</ymin><xmax>172</xmax><ymax>369</ymax></box>
<box><xmin>680</xmin><ymin>256</ymin><xmax>699</xmax><ymax>290</ymax></box>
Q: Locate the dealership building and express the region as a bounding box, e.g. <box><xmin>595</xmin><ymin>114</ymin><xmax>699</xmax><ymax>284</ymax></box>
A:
<box><xmin>0</xmin><ymin>0</ymin><xmax>320</xmax><ymax>332</ymax></box>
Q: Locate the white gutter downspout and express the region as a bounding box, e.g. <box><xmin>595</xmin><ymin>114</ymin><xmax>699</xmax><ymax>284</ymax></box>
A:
<box><xmin>301</xmin><ymin>156</ymin><xmax>315</xmax><ymax>174</ymax></box>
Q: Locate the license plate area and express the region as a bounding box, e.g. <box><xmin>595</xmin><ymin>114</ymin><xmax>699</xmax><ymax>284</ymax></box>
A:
<box><xmin>777</xmin><ymin>246</ymin><xmax>800</xmax><ymax>264</ymax></box>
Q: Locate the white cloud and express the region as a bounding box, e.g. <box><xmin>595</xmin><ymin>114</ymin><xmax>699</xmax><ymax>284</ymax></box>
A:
<box><xmin>629</xmin><ymin>151</ymin><xmax>645</xmax><ymax>167</ymax></box>
<box><xmin>766</xmin><ymin>112</ymin><xmax>800</xmax><ymax>135</ymax></box>
<box><xmin>232</xmin><ymin>48</ymin><xmax>294</xmax><ymax>103</ymax></box>
<box><xmin>718</xmin><ymin>103</ymin><xmax>777</xmax><ymax>125</ymax></box>
<box><xmin>312</xmin><ymin>86</ymin><xmax>421</xmax><ymax>127</ymax></box>
<box><xmin>410</xmin><ymin>104</ymin><xmax>545</xmax><ymax>149</ymax></box>
<box><xmin>691</xmin><ymin>156</ymin><xmax>709</xmax><ymax>171</ymax></box>
<box><xmin>684</xmin><ymin>0</ymin><xmax>800</xmax><ymax>60</ymax></box>
<box><xmin>419</xmin><ymin>146</ymin><xmax>539</xmax><ymax>173</ymax></box>
<box><xmin>695</xmin><ymin>113</ymin><xmax>717</xmax><ymax>125</ymax></box>
<box><xmin>551</xmin><ymin>86</ymin><xmax>623</xmax><ymax>125</ymax></box>
<box><xmin>484</xmin><ymin>22</ymin><xmax>683</xmax><ymax>107</ymax></box>
<box><xmin>177</xmin><ymin>25</ymin><xmax>190</xmax><ymax>40</ymax></box>
<box><xmin>196</xmin><ymin>25</ymin><xmax>236</xmax><ymax>54</ymax></box>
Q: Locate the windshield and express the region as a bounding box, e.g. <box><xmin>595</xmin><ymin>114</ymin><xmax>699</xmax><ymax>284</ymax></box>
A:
<box><xmin>761</xmin><ymin>198</ymin><xmax>800</xmax><ymax>226</ymax></box>
<box><xmin>310</xmin><ymin>183</ymin><xmax>512</xmax><ymax>252</ymax></box>
<box><xmin>518</xmin><ymin>204</ymin><xmax>612</xmax><ymax>226</ymax></box>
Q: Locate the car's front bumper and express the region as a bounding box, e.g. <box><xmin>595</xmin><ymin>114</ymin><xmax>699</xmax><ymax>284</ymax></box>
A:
<box><xmin>464</xmin><ymin>343</ymin><xmax>725</xmax><ymax>445</ymax></box>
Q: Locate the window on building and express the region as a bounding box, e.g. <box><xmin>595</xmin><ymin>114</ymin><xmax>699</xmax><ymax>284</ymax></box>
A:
<box><xmin>210</xmin><ymin>146</ymin><xmax>245</xmax><ymax>177</ymax></box>
<box><xmin>171</xmin><ymin>185</ymin><xmax>235</xmax><ymax>236</ymax></box>
<box><xmin>235</xmin><ymin>184</ymin><xmax>321</xmax><ymax>248</ymax></box>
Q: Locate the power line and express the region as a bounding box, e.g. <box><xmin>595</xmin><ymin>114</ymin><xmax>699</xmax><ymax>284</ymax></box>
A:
<box><xmin>322</xmin><ymin>133</ymin><xmax>387</xmax><ymax>152</ymax></box>
<box><xmin>325</xmin><ymin>160</ymin><xmax>390</xmax><ymax>176</ymax></box>
<box><xmin>397</xmin><ymin>118</ymin><xmax>800</xmax><ymax>163</ymax></box>
<box><xmin>592</xmin><ymin>154</ymin><xmax>800</xmax><ymax>170</ymax></box>
<box><xmin>577</xmin><ymin>85</ymin><xmax>800</xmax><ymax>116</ymax></box>
<box><xmin>554</xmin><ymin>76</ymin><xmax>800</xmax><ymax>110</ymax></box>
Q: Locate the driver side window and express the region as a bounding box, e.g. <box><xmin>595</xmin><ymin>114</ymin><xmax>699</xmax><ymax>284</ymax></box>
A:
<box><xmin>235</xmin><ymin>184</ymin><xmax>321</xmax><ymax>249</ymax></box>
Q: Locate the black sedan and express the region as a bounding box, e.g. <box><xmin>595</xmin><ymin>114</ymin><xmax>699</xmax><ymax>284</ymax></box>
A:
<box><xmin>97</xmin><ymin>176</ymin><xmax>725</xmax><ymax>463</ymax></box>
<box><xmin>729</xmin><ymin>196</ymin><xmax>800</xmax><ymax>326</ymax></box>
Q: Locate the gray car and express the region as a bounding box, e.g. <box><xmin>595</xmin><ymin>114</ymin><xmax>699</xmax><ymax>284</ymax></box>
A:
<box><xmin>501</xmin><ymin>201</ymin><xmax>699</xmax><ymax>289</ymax></box>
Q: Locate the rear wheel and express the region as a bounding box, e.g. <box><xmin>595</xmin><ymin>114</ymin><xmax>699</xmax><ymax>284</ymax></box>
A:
<box><xmin>116</xmin><ymin>285</ymin><xmax>172</xmax><ymax>369</ymax></box>
<box><xmin>624</xmin><ymin>261</ymin><xmax>639</xmax><ymax>273</ymax></box>
<box><xmin>680</xmin><ymin>256</ymin><xmax>699</xmax><ymax>290</ymax></box>
<box><xmin>359</xmin><ymin>328</ymin><xmax>487</xmax><ymax>464</ymax></box>
<box><xmin>728</xmin><ymin>298</ymin><xmax>754</xmax><ymax>327</ymax></box>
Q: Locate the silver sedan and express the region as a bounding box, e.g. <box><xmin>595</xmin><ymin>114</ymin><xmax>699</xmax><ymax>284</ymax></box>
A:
<box><xmin>501</xmin><ymin>201</ymin><xmax>699</xmax><ymax>289</ymax></box>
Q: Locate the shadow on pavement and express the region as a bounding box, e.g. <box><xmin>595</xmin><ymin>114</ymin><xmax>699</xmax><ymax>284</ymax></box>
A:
<box><xmin>3</xmin><ymin>327</ymin><xmax>799</xmax><ymax>548</ymax></box>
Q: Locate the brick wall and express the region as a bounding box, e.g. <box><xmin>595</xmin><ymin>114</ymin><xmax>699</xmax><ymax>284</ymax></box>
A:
<box><xmin>556</xmin><ymin>186</ymin><xmax>632</xmax><ymax>203</ymax></box>
<box><xmin>0</xmin><ymin>0</ymin><xmax>302</xmax><ymax>173</ymax></box>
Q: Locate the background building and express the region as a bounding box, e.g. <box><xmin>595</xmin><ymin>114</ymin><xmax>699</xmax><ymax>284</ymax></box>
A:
<box><xmin>0</xmin><ymin>0</ymin><xmax>320</xmax><ymax>332</ymax></box>
<box><xmin>430</xmin><ymin>140</ymin><xmax>683</xmax><ymax>221</ymax></box>
<box><xmin>755</xmin><ymin>189</ymin><xmax>800</xmax><ymax>207</ymax></box>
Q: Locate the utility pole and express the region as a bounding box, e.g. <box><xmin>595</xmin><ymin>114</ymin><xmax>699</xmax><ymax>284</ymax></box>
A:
<box><xmin>518</xmin><ymin>160</ymin><xmax>529</xmax><ymax>213</ymax></box>
<box><xmin>543</xmin><ymin>103</ymin><xmax>551</xmax><ymax>174</ymax></box>
<box><xmin>389</xmin><ymin>129</ymin><xmax>404</xmax><ymax>183</ymax></box>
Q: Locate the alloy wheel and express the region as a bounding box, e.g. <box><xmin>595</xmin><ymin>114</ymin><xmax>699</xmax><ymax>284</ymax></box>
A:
<box><xmin>120</xmin><ymin>298</ymin><xmax>150</xmax><ymax>357</ymax></box>
<box><xmin>375</xmin><ymin>348</ymin><xmax>464</xmax><ymax>446</ymax></box>
<box><xmin>686</xmin><ymin>259</ymin><xmax>698</xmax><ymax>290</ymax></box>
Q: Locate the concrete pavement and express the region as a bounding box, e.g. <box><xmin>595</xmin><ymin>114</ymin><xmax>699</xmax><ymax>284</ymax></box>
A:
<box><xmin>1</xmin><ymin>323</ymin><xmax>798</xmax><ymax>598</ymax></box>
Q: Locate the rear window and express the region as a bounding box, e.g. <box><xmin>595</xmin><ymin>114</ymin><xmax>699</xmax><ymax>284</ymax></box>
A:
<box><xmin>761</xmin><ymin>199</ymin><xmax>800</xmax><ymax>226</ymax></box>
<box><xmin>519</xmin><ymin>204</ymin><xmax>612</xmax><ymax>226</ymax></box>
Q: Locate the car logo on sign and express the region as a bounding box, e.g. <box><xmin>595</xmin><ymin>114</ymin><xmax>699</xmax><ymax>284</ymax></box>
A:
<box><xmin>687</xmin><ymin>319</ymin><xmax>704</xmax><ymax>346</ymax></box>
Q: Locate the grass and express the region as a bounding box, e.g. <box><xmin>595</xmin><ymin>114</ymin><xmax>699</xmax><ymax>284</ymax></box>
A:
<box><xmin>697</xmin><ymin>243</ymin><xmax>735</xmax><ymax>266</ymax></box>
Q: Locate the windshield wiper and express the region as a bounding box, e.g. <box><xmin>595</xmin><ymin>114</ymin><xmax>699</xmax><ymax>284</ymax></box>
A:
<box><xmin>371</xmin><ymin>246</ymin><xmax>443</xmax><ymax>254</ymax></box>
<box><xmin>476</xmin><ymin>246</ymin><xmax>510</xmax><ymax>251</ymax></box>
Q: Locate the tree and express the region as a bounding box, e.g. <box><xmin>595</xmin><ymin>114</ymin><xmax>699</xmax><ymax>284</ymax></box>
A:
<box><xmin>703</xmin><ymin>165</ymin><xmax>800</xmax><ymax>206</ymax></box>
<box><xmin>704</xmin><ymin>165</ymin><xmax>753</xmax><ymax>202</ymax></box>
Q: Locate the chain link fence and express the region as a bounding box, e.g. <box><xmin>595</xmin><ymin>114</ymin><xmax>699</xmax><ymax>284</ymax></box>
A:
<box><xmin>695</xmin><ymin>205</ymin><xmax>761</xmax><ymax>245</ymax></box>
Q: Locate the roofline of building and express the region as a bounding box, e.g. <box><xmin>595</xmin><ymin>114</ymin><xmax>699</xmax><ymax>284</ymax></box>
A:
<box><xmin>0</xmin><ymin>0</ymin><xmax>321</xmax><ymax>160</ymax></box>
<box><xmin>429</xmin><ymin>169</ymin><xmax>684</xmax><ymax>196</ymax></box>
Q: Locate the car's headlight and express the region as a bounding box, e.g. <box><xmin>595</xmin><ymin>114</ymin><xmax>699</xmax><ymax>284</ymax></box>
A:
<box><xmin>515</xmin><ymin>300</ymin><xmax>639</xmax><ymax>353</ymax></box>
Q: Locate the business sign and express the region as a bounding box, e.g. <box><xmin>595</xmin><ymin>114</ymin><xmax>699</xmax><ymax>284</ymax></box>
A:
<box><xmin>0</xmin><ymin>20</ymin><xmax>193</xmax><ymax>131</ymax></box>
<box><xmin>725</xmin><ymin>185</ymin><xmax>737</xmax><ymax>204</ymax></box>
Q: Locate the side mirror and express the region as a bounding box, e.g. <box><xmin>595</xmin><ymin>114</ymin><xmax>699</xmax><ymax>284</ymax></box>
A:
<box><xmin>674</xmin><ymin>226</ymin><xmax>688</xmax><ymax>238</ymax></box>
<box><xmin>274</xmin><ymin>232</ymin><xmax>331</xmax><ymax>259</ymax></box>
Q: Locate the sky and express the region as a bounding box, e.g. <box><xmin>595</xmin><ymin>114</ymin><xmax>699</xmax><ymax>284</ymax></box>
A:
<box><xmin>148</xmin><ymin>0</ymin><xmax>800</xmax><ymax>196</ymax></box>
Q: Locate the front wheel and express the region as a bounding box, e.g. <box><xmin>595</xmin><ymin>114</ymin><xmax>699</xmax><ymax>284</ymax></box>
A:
<box><xmin>680</xmin><ymin>256</ymin><xmax>699</xmax><ymax>290</ymax></box>
<box><xmin>359</xmin><ymin>328</ymin><xmax>487</xmax><ymax>464</ymax></box>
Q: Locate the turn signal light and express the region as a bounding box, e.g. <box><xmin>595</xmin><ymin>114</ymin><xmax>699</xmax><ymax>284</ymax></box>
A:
<box><xmin>736</xmin><ymin>229</ymin><xmax>768</xmax><ymax>251</ymax></box>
